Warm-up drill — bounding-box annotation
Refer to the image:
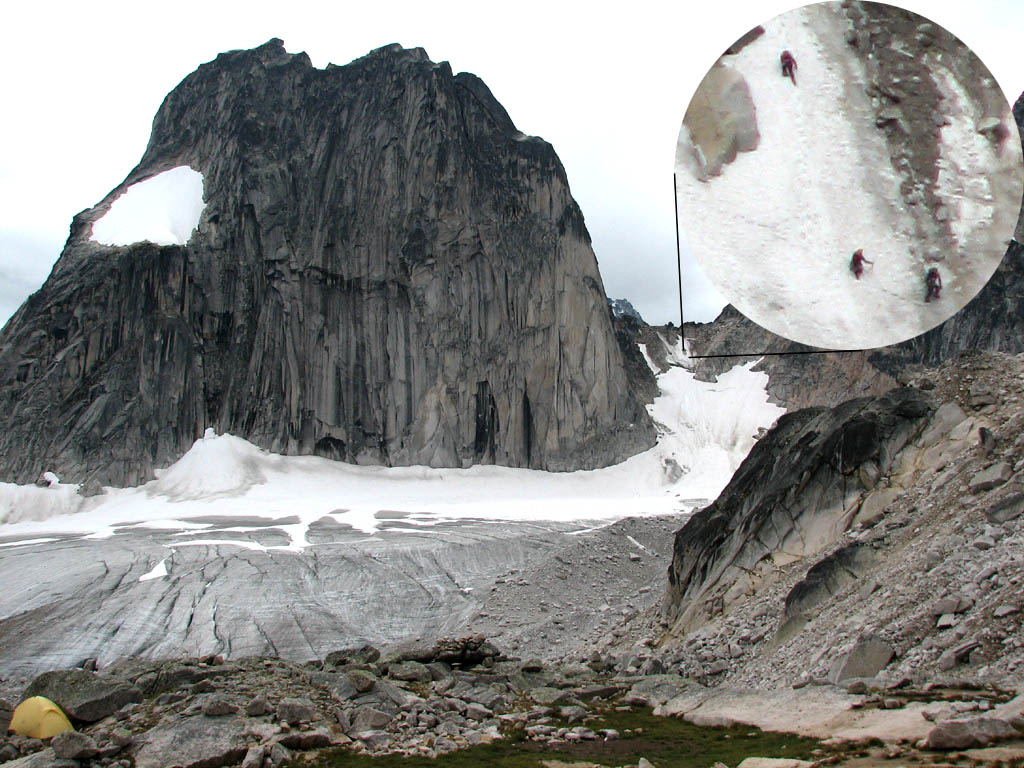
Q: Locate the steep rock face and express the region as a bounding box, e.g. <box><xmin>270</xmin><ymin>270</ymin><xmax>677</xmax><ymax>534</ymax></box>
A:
<box><xmin>1016</xmin><ymin>92</ymin><xmax>1024</xmax><ymax>242</ymax></box>
<box><xmin>664</xmin><ymin>387</ymin><xmax>936</xmax><ymax>633</ymax></box>
<box><xmin>682</xmin><ymin>306</ymin><xmax>898</xmax><ymax>411</ymax></box>
<box><xmin>610</xmin><ymin>313</ymin><xmax>659</xmax><ymax>406</ymax></box>
<box><xmin>873</xmin><ymin>240</ymin><xmax>1024</xmax><ymax>369</ymax></box>
<box><xmin>0</xmin><ymin>40</ymin><xmax>653</xmax><ymax>486</ymax></box>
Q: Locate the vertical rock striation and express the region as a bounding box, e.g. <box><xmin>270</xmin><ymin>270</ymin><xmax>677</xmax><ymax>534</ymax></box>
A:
<box><xmin>0</xmin><ymin>40</ymin><xmax>653</xmax><ymax>486</ymax></box>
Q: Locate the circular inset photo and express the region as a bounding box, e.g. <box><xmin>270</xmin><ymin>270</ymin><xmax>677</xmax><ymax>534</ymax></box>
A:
<box><xmin>675</xmin><ymin>1</ymin><xmax>1023</xmax><ymax>350</ymax></box>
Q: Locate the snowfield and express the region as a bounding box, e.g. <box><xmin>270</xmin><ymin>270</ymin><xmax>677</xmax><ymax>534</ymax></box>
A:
<box><xmin>0</xmin><ymin>339</ymin><xmax>784</xmax><ymax>552</ymax></box>
<box><xmin>675</xmin><ymin>4</ymin><xmax>1021</xmax><ymax>350</ymax></box>
<box><xmin>90</xmin><ymin>166</ymin><xmax>205</xmax><ymax>247</ymax></box>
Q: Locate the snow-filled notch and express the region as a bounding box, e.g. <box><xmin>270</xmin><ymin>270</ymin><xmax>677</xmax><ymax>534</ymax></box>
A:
<box><xmin>90</xmin><ymin>166</ymin><xmax>206</xmax><ymax>247</ymax></box>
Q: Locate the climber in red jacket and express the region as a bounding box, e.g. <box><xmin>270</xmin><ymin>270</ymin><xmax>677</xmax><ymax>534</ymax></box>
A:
<box><xmin>850</xmin><ymin>249</ymin><xmax>872</xmax><ymax>279</ymax></box>
<box><xmin>781</xmin><ymin>51</ymin><xmax>797</xmax><ymax>85</ymax></box>
<box><xmin>925</xmin><ymin>267</ymin><xmax>942</xmax><ymax>302</ymax></box>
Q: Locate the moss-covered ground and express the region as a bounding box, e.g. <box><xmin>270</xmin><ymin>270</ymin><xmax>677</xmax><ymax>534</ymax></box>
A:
<box><xmin>306</xmin><ymin>705</ymin><xmax>835</xmax><ymax>768</ymax></box>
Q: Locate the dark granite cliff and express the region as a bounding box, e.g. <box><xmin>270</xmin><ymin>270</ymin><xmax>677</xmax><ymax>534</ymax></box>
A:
<box><xmin>0</xmin><ymin>40</ymin><xmax>653</xmax><ymax>486</ymax></box>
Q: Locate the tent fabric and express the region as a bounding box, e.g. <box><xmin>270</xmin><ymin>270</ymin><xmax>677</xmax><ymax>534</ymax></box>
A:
<box><xmin>8</xmin><ymin>696</ymin><xmax>74</xmax><ymax>738</ymax></box>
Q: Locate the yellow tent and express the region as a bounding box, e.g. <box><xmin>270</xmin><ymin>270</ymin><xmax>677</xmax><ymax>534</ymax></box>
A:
<box><xmin>8</xmin><ymin>696</ymin><xmax>74</xmax><ymax>738</ymax></box>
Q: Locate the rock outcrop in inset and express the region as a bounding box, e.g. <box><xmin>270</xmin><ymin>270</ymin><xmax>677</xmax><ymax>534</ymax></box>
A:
<box><xmin>0</xmin><ymin>40</ymin><xmax>653</xmax><ymax>486</ymax></box>
<box><xmin>679</xmin><ymin>63</ymin><xmax>760</xmax><ymax>180</ymax></box>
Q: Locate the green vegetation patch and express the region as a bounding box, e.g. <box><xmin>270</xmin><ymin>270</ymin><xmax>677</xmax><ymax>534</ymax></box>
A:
<box><xmin>308</xmin><ymin>706</ymin><xmax>831</xmax><ymax>768</ymax></box>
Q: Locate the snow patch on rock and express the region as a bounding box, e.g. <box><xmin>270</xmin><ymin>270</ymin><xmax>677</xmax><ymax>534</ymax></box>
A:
<box><xmin>148</xmin><ymin>429</ymin><xmax>271</xmax><ymax>501</ymax></box>
<box><xmin>931</xmin><ymin>66</ymin><xmax>1000</xmax><ymax>253</ymax></box>
<box><xmin>138</xmin><ymin>558</ymin><xmax>168</xmax><ymax>581</ymax></box>
<box><xmin>0</xmin><ymin>478</ymin><xmax>82</xmax><ymax>526</ymax></box>
<box><xmin>90</xmin><ymin>166</ymin><xmax>205</xmax><ymax>247</ymax></box>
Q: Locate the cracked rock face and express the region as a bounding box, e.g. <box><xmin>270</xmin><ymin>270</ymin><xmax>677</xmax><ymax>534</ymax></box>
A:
<box><xmin>0</xmin><ymin>39</ymin><xmax>653</xmax><ymax>486</ymax></box>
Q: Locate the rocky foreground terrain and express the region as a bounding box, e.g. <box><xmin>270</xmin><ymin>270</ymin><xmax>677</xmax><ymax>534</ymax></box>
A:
<box><xmin>1</xmin><ymin>632</ymin><xmax>1023</xmax><ymax>768</ymax></box>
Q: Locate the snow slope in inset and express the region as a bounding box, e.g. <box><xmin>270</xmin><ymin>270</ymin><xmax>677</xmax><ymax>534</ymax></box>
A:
<box><xmin>91</xmin><ymin>166</ymin><xmax>205</xmax><ymax>247</ymax></box>
<box><xmin>0</xmin><ymin>343</ymin><xmax>784</xmax><ymax>550</ymax></box>
<box><xmin>675</xmin><ymin>4</ymin><xmax>1011</xmax><ymax>350</ymax></box>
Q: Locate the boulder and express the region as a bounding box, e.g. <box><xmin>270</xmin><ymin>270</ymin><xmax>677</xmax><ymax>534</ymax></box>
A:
<box><xmin>576</xmin><ymin>684</ymin><xmax>622</xmax><ymax>701</ymax></box>
<box><xmin>276</xmin><ymin>697</ymin><xmax>315</xmax><ymax>725</ymax></box>
<box><xmin>465</xmin><ymin>702</ymin><xmax>492</xmax><ymax>721</ymax></box>
<box><xmin>461</xmin><ymin>685</ymin><xmax>505</xmax><ymax>710</ymax></box>
<box><xmin>531</xmin><ymin>687</ymin><xmax>574</xmax><ymax>706</ymax></box>
<box><xmin>202</xmin><ymin>695</ymin><xmax>239</xmax><ymax>716</ymax></box>
<box><xmin>681</xmin><ymin>62</ymin><xmax>760</xmax><ymax>180</ymax></box>
<box><xmin>277</xmin><ymin>728</ymin><xmax>333</xmax><ymax>749</ymax></box>
<box><xmin>925</xmin><ymin>717</ymin><xmax>1020</xmax><ymax>749</ymax></box>
<box><xmin>267</xmin><ymin>742</ymin><xmax>291</xmax><ymax>767</ymax></box>
<box><xmin>425</xmin><ymin>662</ymin><xmax>452</xmax><ymax>681</ymax></box>
<box><xmin>351</xmin><ymin>707</ymin><xmax>392</xmax><ymax>732</ymax></box>
<box><xmin>101</xmin><ymin>659</ymin><xmax>237</xmax><ymax>696</ymax></box>
<box><xmin>23</xmin><ymin>670</ymin><xmax>142</xmax><ymax>722</ymax></box>
<box><xmin>132</xmin><ymin>714</ymin><xmax>273</xmax><ymax>768</ymax></box>
<box><xmin>347</xmin><ymin>670</ymin><xmax>377</xmax><ymax>694</ymax></box>
<box><xmin>987</xmin><ymin>493</ymin><xmax>1024</xmax><ymax>523</ymax></box>
<box><xmin>828</xmin><ymin>635</ymin><xmax>895</xmax><ymax>684</ymax></box>
<box><xmin>383</xmin><ymin>635</ymin><xmax>501</xmax><ymax>667</ymax></box>
<box><xmin>0</xmin><ymin>749</ymin><xmax>61</xmax><ymax>768</ymax></box>
<box><xmin>626</xmin><ymin>675</ymin><xmax>693</xmax><ymax>707</ymax></box>
<box><xmin>324</xmin><ymin>645</ymin><xmax>381</xmax><ymax>668</ymax></box>
<box><xmin>0</xmin><ymin>697</ymin><xmax>11</xmax><ymax>732</ymax></box>
<box><xmin>932</xmin><ymin>595</ymin><xmax>974</xmax><ymax>615</ymax></box>
<box><xmin>387</xmin><ymin>661</ymin><xmax>432</xmax><ymax>683</ymax></box>
<box><xmin>355</xmin><ymin>730</ymin><xmax>392</xmax><ymax>750</ymax></box>
<box><xmin>51</xmin><ymin>731</ymin><xmax>98</xmax><ymax>760</ymax></box>
<box><xmin>308</xmin><ymin>670</ymin><xmax>359</xmax><ymax>702</ymax></box>
<box><xmin>970</xmin><ymin>463</ymin><xmax>1012</xmax><ymax>493</ymax></box>
<box><xmin>245</xmin><ymin>696</ymin><xmax>272</xmax><ymax>716</ymax></box>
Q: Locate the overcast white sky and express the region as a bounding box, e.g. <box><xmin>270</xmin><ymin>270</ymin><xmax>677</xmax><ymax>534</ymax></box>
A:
<box><xmin>2</xmin><ymin>0</ymin><xmax>1022</xmax><ymax>328</ymax></box>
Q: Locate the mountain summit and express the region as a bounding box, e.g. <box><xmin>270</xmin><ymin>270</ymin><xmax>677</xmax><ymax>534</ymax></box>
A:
<box><xmin>0</xmin><ymin>40</ymin><xmax>653</xmax><ymax>486</ymax></box>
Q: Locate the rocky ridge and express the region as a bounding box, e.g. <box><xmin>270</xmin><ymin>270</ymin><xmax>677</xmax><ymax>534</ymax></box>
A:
<box><xmin>664</xmin><ymin>385</ymin><xmax>938</xmax><ymax>635</ymax></box>
<box><xmin>555</xmin><ymin>352</ymin><xmax>1024</xmax><ymax>710</ymax></box>
<box><xmin>658</xmin><ymin>351</ymin><xmax>1024</xmax><ymax>690</ymax></box>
